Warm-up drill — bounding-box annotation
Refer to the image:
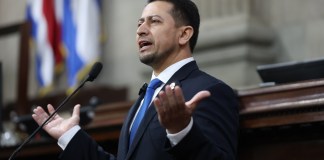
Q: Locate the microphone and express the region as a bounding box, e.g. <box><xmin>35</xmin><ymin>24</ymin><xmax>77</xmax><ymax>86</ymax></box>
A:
<box><xmin>138</xmin><ymin>83</ymin><xmax>148</xmax><ymax>95</ymax></box>
<box><xmin>86</xmin><ymin>62</ymin><xmax>103</xmax><ymax>82</ymax></box>
<box><xmin>9</xmin><ymin>62</ymin><xmax>103</xmax><ymax>160</ymax></box>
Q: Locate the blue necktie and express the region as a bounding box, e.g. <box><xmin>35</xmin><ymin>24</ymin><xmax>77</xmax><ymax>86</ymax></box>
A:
<box><xmin>129</xmin><ymin>78</ymin><xmax>162</xmax><ymax>146</ymax></box>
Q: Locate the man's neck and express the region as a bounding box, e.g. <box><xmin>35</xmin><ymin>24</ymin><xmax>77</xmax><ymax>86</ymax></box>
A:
<box><xmin>153</xmin><ymin>48</ymin><xmax>192</xmax><ymax>76</ymax></box>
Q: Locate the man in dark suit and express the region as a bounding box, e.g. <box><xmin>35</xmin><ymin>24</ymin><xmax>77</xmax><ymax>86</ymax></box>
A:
<box><xmin>32</xmin><ymin>0</ymin><xmax>239</xmax><ymax>159</ymax></box>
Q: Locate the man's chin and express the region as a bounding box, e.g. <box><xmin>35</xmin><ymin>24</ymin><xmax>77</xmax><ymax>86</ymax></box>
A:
<box><xmin>139</xmin><ymin>58</ymin><xmax>152</xmax><ymax>66</ymax></box>
<box><xmin>139</xmin><ymin>56</ymin><xmax>154</xmax><ymax>66</ymax></box>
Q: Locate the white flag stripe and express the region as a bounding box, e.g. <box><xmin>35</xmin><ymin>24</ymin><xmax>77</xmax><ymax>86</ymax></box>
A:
<box><xmin>28</xmin><ymin>0</ymin><xmax>55</xmax><ymax>87</ymax></box>
<box><xmin>76</xmin><ymin>0</ymin><xmax>101</xmax><ymax>63</ymax></box>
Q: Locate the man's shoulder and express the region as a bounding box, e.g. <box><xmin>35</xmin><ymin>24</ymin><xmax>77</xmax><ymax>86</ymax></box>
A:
<box><xmin>191</xmin><ymin>69</ymin><xmax>226</xmax><ymax>84</ymax></box>
<box><xmin>184</xmin><ymin>69</ymin><xmax>233</xmax><ymax>91</ymax></box>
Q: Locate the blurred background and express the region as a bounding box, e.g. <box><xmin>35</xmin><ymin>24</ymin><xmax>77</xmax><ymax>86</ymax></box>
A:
<box><xmin>1</xmin><ymin>0</ymin><xmax>324</xmax><ymax>105</ymax></box>
<box><xmin>1</xmin><ymin>0</ymin><xmax>324</xmax><ymax>159</ymax></box>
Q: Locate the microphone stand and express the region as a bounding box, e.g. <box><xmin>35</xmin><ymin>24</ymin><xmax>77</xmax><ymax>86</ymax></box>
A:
<box><xmin>9</xmin><ymin>76</ymin><xmax>90</xmax><ymax>160</ymax></box>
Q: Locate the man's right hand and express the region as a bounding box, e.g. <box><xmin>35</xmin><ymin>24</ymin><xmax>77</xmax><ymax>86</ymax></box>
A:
<box><xmin>32</xmin><ymin>104</ymin><xmax>81</xmax><ymax>140</ymax></box>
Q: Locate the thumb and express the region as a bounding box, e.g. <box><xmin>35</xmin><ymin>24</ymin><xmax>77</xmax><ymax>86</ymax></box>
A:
<box><xmin>185</xmin><ymin>90</ymin><xmax>211</xmax><ymax>111</ymax></box>
<box><xmin>72</xmin><ymin>104</ymin><xmax>81</xmax><ymax>118</ymax></box>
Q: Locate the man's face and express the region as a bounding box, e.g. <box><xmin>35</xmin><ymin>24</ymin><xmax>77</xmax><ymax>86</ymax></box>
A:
<box><xmin>136</xmin><ymin>1</ymin><xmax>180</xmax><ymax>67</ymax></box>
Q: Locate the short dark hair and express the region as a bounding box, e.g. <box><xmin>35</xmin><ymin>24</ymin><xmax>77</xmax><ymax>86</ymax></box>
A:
<box><xmin>148</xmin><ymin>0</ymin><xmax>200</xmax><ymax>52</ymax></box>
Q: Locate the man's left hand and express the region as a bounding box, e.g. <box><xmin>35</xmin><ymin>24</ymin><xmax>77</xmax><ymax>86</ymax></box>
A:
<box><xmin>153</xmin><ymin>85</ymin><xmax>210</xmax><ymax>134</ymax></box>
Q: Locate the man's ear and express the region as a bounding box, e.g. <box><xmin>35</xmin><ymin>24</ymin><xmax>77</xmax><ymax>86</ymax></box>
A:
<box><xmin>179</xmin><ymin>26</ymin><xmax>193</xmax><ymax>46</ymax></box>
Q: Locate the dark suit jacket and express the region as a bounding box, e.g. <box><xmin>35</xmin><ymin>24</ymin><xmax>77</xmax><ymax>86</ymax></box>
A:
<box><xmin>60</xmin><ymin>61</ymin><xmax>239</xmax><ymax>160</ymax></box>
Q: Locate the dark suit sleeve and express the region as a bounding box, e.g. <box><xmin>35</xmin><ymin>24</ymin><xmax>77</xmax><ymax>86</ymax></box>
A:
<box><xmin>59</xmin><ymin>130</ymin><xmax>117</xmax><ymax>160</ymax></box>
<box><xmin>166</xmin><ymin>83</ymin><xmax>239</xmax><ymax>160</ymax></box>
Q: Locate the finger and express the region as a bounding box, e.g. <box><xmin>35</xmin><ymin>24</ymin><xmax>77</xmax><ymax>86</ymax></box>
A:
<box><xmin>154</xmin><ymin>92</ymin><xmax>171</xmax><ymax>126</ymax></box>
<box><xmin>165</xmin><ymin>85</ymin><xmax>178</xmax><ymax>112</ymax></box>
<box><xmin>34</xmin><ymin>106</ymin><xmax>49</xmax><ymax>120</ymax></box>
<box><xmin>47</xmin><ymin>104</ymin><xmax>56</xmax><ymax>119</ymax></box>
<box><xmin>153</xmin><ymin>96</ymin><xmax>163</xmax><ymax>117</ymax></box>
<box><xmin>158</xmin><ymin>90</ymin><xmax>169</xmax><ymax>110</ymax></box>
<box><xmin>185</xmin><ymin>91</ymin><xmax>211</xmax><ymax>111</ymax></box>
<box><xmin>153</xmin><ymin>96</ymin><xmax>162</xmax><ymax>112</ymax></box>
<box><xmin>32</xmin><ymin>115</ymin><xmax>41</xmax><ymax>126</ymax></box>
<box><xmin>165</xmin><ymin>85</ymin><xmax>175</xmax><ymax>104</ymax></box>
<box><xmin>154</xmin><ymin>91</ymin><xmax>169</xmax><ymax>121</ymax></box>
<box><xmin>47</xmin><ymin>104</ymin><xmax>63</xmax><ymax>121</ymax></box>
<box><xmin>72</xmin><ymin>104</ymin><xmax>81</xmax><ymax>118</ymax></box>
<box><xmin>154</xmin><ymin>91</ymin><xmax>166</xmax><ymax>114</ymax></box>
<box><xmin>33</xmin><ymin>106</ymin><xmax>46</xmax><ymax>116</ymax></box>
<box><xmin>173</xmin><ymin>86</ymin><xmax>185</xmax><ymax>106</ymax></box>
<box><xmin>32</xmin><ymin>106</ymin><xmax>47</xmax><ymax>125</ymax></box>
<box><xmin>32</xmin><ymin>113</ymin><xmax>42</xmax><ymax>125</ymax></box>
<box><xmin>47</xmin><ymin>104</ymin><xmax>55</xmax><ymax>114</ymax></box>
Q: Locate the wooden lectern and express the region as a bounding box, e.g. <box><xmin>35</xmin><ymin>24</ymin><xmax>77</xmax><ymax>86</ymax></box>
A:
<box><xmin>238</xmin><ymin>78</ymin><xmax>324</xmax><ymax>160</ymax></box>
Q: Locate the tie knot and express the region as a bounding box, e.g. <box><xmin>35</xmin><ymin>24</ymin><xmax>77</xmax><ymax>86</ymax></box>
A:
<box><xmin>148</xmin><ymin>78</ymin><xmax>162</xmax><ymax>90</ymax></box>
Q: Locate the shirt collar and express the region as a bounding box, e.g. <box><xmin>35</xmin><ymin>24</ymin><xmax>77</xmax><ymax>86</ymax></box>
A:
<box><xmin>151</xmin><ymin>57</ymin><xmax>194</xmax><ymax>84</ymax></box>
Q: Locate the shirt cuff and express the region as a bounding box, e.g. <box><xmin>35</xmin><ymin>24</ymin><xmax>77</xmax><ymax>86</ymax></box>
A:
<box><xmin>57</xmin><ymin>125</ymin><xmax>81</xmax><ymax>150</ymax></box>
<box><xmin>166</xmin><ymin>117</ymin><xmax>193</xmax><ymax>147</ymax></box>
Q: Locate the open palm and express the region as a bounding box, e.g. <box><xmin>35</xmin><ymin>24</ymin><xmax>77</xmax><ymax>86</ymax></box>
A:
<box><xmin>32</xmin><ymin>104</ymin><xmax>80</xmax><ymax>140</ymax></box>
<box><xmin>154</xmin><ymin>85</ymin><xmax>211</xmax><ymax>133</ymax></box>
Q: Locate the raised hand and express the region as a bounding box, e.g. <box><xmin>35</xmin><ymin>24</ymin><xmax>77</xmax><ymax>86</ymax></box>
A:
<box><xmin>32</xmin><ymin>104</ymin><xmax>81</xmax><ymax>140</ymax></box>
<box><xmin>153</xmin><ymin>85</ymin><xmax>211</xmax><ymax>134</ymax></box>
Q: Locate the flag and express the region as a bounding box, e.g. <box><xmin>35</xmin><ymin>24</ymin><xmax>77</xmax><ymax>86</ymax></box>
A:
<box><xmin>27</xmin><ymin>0</ymin><xmax>64</xmax><ymax>95</ymax></box>
<box><xmin>27</xmin><ymin>0</ymin><xmax>102</xmax><ymax>95</ymax></box>
<box><xmin>60</xmin><ymin>0</ymin><xmax>102</xmax><ymax>91</ymax></box>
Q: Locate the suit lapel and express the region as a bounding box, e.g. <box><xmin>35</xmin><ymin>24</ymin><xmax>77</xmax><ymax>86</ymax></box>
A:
<box><xmin>118</xmin><ymin>89</ymin><xmax>146</xmax><ymax>160</ymax></box>
<box><xmin>126</xmin><ymin>61</ymin><xmax>199</xmax><ymax>159</ymax></box>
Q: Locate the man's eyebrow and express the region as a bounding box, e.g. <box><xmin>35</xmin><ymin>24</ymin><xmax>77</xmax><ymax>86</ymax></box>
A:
<box><xmin>138</xmin><ymin>17</ymin><xmax>145</xmax><ymax>23</ymax></box>
<box><xmin>138</xmin><ymin>15</ymin><xmax>163</xmax><ymax>22</ymax></box>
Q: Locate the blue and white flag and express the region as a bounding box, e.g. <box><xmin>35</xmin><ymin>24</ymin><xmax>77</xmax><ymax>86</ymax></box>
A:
<box><xmin>60</xmin><ymin>0</ymin><xmax>102</xmax><ymax>91</ymax></box>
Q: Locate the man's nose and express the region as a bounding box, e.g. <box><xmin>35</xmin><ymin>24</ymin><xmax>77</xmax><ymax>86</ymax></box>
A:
<box><xmin>137</xmin><ymin>23</ymin><xmax>149</xmax><ymax>36</ymax></box>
